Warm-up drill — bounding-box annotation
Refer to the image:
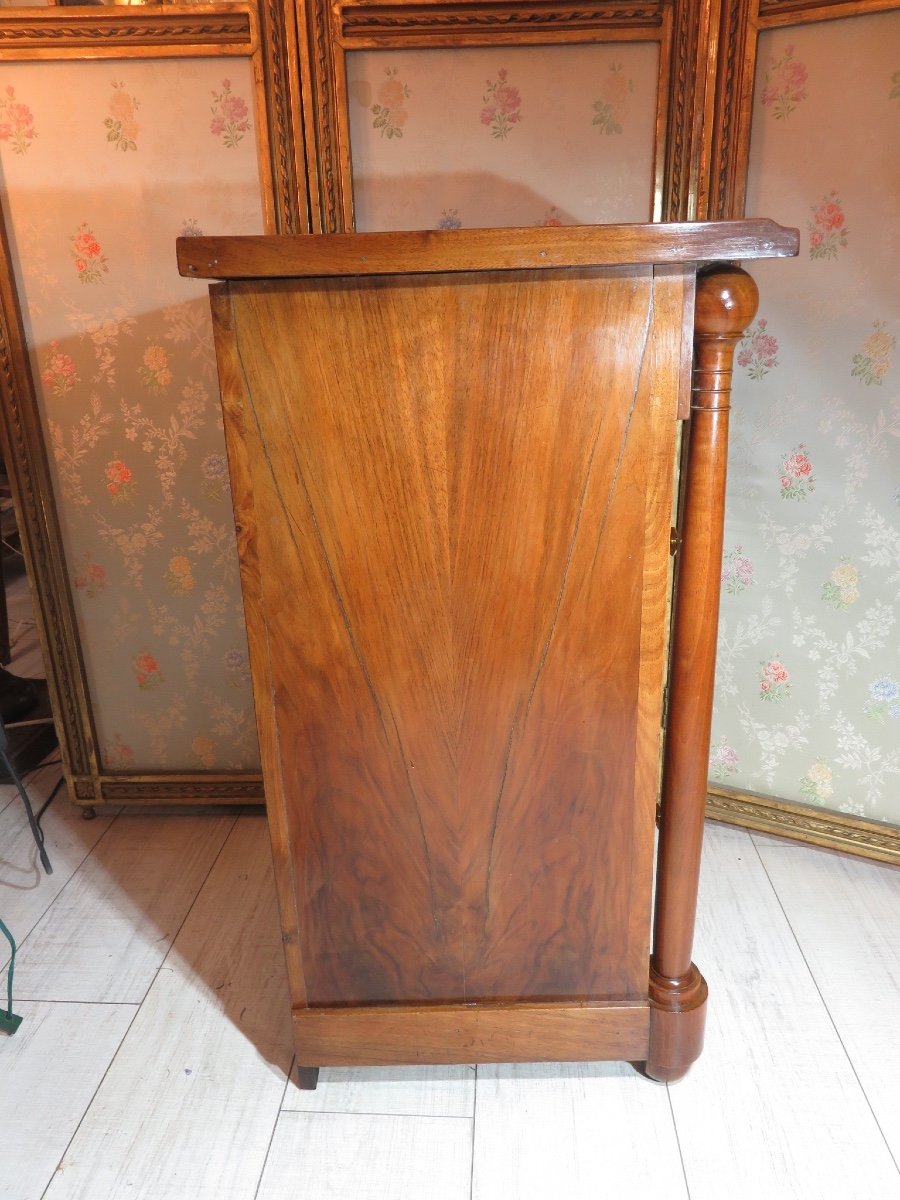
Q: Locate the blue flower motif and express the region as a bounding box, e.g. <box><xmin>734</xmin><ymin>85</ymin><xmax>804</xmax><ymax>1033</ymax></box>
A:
<box><xmin>889</xmin><ymin>702</ymin><xmax>900</xmax><ymax>721</ymax></box>
<box><xmin>869</xmin><ymin>676</ymin><xmax>900</xmax><ymax>701</ymax></box>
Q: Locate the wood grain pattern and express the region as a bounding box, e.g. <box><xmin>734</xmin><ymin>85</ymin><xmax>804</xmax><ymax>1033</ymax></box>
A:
<box><xmin>294</xmin><ymin>1001</ymin><xmax>649</xmax><ymax>1066</ymax></box>
<box><xmin>221</xmin><ymin>265</ymin><xmax>681</xmax><ymax>1010</ymax></box>
<box><xmin>177</xmin><ymin>218</ymin><xmax>798</xmax><ymax>280</ymax></box>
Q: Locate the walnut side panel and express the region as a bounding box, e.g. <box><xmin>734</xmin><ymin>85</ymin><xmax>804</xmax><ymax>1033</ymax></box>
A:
<box><xmin>226</xmin><ymin>266</ymin><xmax>681</xmax><ymax>1010</ymax></box>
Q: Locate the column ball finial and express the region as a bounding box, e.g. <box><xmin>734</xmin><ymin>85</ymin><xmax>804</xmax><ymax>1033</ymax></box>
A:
<box><xmin>695</xmin><ymin>266</ymin><xmax>760</xmax><ymax>337</ymax></box>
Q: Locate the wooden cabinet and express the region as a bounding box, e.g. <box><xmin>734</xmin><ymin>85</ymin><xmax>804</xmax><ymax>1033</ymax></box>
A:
<box><xmin>178</xmin><ymin>219</ymin><xmax>796</xmax><ymax>1084</ymax></box>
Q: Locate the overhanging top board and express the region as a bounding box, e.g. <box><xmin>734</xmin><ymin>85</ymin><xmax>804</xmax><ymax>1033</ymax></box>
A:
<box><xmin>177</xmin><ymin>219</ymin><xmax>798</xmax><ymax>280</ymax></box>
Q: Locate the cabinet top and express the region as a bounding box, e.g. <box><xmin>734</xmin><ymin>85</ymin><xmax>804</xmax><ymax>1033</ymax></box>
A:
<box><xmin>177</xmin><ymin>219</ymin><xmax>798</xmax><ymax>282</ymax></box>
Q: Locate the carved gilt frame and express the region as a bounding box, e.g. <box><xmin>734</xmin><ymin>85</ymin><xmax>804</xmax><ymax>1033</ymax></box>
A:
<box><xmin>703</xmin><ymin>0</ymin><xmax>900</xmax><ymax>865</ymax></box>
<box><xmin>0</xmin><ymin>3</ymin><xmax>305</xmax><ymax>808</ymax></box>
<box><xmin>294</xmin><ymin>0</ymin><xmax>722</xmax><ymax>231</ymax></box>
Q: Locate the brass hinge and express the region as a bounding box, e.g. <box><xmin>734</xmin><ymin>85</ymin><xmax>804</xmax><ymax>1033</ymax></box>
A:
<box><xmin>669</xmin><ymin>526</ymin><xmax>681</xmax><ymax>556</ymax></box>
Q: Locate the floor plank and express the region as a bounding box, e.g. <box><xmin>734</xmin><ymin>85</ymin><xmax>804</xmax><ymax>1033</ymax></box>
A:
<box><xmin>670</xmin><ymin>822</ymin><xmax>900</xmax><ymax>1200</ymax></box>
<box><xmin>0</xmin><ymin>1000</ymin><xmax>136</xmax><ymax>1200</ymax></box>
<box><xmin>40</xmin><ymin>813</ymin><xmax>294</xmax><ymax>1200</ymax></box>
<box><xmin>754</xmin><ymin>837</ymin><xmax>900</xmax><ymax>1167</ymax></box>
<box><xmin>0</xmin><ymin>787</ymin><xmax>117</xmax><ymax>970</ymax></box>
<box><xmin>256</xmin><ymin>1111</ymin><xmax>474</xmax><ymax>1200</ymax></box>
<box><xmin>11</xmin><ymin>812</ymin><xmax>234</xmax><ymax>1003</ymax></box>
<box><xmin>472</xmin><ymin>1060</ymin><xmax>686</xmax><ymax>1200</ymax></box>
<box><xmin>283</xmin><ymin>1064</ymin><xmax>476</xmax><ymax>1118</ymax></box>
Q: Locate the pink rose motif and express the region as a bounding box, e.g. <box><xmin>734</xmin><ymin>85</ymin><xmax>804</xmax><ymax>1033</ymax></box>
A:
<box><xmin>498</xmin><ymin>85</ymin><xmax>522</xmax><ymax>114</ymax></box>
<box><xmin>784</xmin><ymin>61</ymin><xmax>808</xmax><ymax>95</ymax></box>
<box><xmin>9</xmin><ymin>103</ymin><xmax>32</xmax><ymax>127</ymax></box>
<box><xmin>786</xmin><ymin>451</ymin><xmax>812</xmax><ymax>476</ymax></box>
<box><xmin>760</xmin><ymin>44</ymin><xmax>808</xmax><ymax>119</ymax></box>
<box><xmin>760</xmin><ymin>655</ymin><xmax>791</xmax><ymax>701</ymax></box>
<box><xmin>808</xmin><ymin>193</ymin><xmax>849</xmax><ymax>260</ymax></box>
<box><xmin>481</xmin><ymin>69</ymin><xmax>523</xmax><ymax>139</ymax></box>
<box><xmin>210</xmin><ymin>79</ymin><xmax>251</xmax><ymax>147</ymax></box>
<box><xmin>222</xmin><ymin>93</ymin><xmax>248</xmax><ymax>123</ymax></box>
<box><xmin>72</xmin><ymin>231</ymin><xmax>102</xmax><ymax>259</ymax></box>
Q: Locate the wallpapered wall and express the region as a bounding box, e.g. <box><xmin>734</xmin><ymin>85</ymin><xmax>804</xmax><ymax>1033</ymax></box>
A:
<box><xmin>710</xmin><ymin>10</ymin><xmax>900</xmax><ymax>825</ymax></box>
<box><xmin>346</xmin><ymin>43</ymin><xmax>660</xmax><ymax>230</ymax></box>
<box><xmin>0</xmin><ymin>59</ymin><xmax>265</xmax><ymax>771</ymax></box>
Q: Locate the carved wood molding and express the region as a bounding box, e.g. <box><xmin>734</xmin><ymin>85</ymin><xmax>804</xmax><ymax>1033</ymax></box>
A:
<box><xmin>72</xmin><ymin>774</ymin><xmax>264</xmax><ymax>805</ymax></box>
<box><xmin>259</xmin><ymin>0</ymin><xmax>307</xmax><ymax>232</ymax></box>
<box><xmin>707</xmin><ymin>787</ymin><xmax>900</xmax><ymax>865</ymax></box>
<box><xmin>304</xmin><ymin>0</ymin><xmax>344</xmax><ymax>231</ymax></box>
<box><xmin>99</xmin><ymin>776</ymin><xmax>264</xmax><ymax>801</ymax></box>
<box><xmin>0</xmin><ymin>8</ymin><xmax>255</xmax><ymax>54</ymax></box>
<box><xmin>704</xmin><ymin>0</ymin><xmax>755</xmax><ymax>219</ymax></box>
<box><xmin>758</xmin><ymin>0</ymin><xmax>898</xmax><ymax>18</ymax></box>
<box><xmin>338</xmin><ymin>3</ymin><xmax>665</xmax><ymax>42</ymax></box>
<box><xmin>660</xmin><ymin>0</ymin><xmax>715</xmax><ymax>220</ymax></box>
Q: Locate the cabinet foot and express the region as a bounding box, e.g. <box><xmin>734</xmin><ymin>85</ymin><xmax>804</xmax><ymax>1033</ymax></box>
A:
<box><xmin>81</xmin><ymin>806</ymin><xmax>97</xmax><ymax>821</ymax></box>
<box><xmin>296</xmin><ymin>1065</ymin><xmax>320</xmax><ymax>1091</ymax></box>
<box><xmin>644</xmin><ymin>963</ymin><xmax>708</xmax><ymax>1083</ymax></box>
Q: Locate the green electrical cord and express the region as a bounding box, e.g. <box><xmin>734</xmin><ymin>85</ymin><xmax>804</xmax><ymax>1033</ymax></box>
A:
<box><xmin>0</xmin><ymin>917</ymin><xmax>23</xmax><ymax>1035</ymax></box>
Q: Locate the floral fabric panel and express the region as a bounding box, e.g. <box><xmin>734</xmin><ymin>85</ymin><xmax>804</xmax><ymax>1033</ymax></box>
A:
<box><xmin>345</xmin><ymin>44</ymin><xmax>659</xmax><ymax>231</ymax></box>
<box><xmin>711</xmin><ymin>11</ymin><xmax>900</xmax><ymax>824</ymax></box>
<box><xmin>0</xmin><ymin>59</ymin><xmax>265</xmax><ymax>771</ymax></box>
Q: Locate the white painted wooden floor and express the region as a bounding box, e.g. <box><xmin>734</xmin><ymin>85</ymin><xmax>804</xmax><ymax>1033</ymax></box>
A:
<box><xmin>3</xmin><ymin>794</ymin><xmax>899</xmax><ymax>1200</ymax></box>
<box><xmin>1</xmin><ymin>576</ymin><xmax>899</xmax><ymax>1199</ymax></box>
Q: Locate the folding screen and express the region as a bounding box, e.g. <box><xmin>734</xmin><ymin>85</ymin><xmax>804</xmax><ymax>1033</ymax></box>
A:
<box><xmin>705</xmin><ymin>0</ymin><xmax>900</xmax><ymax>863</ymax></box>
<box><xmin>0</xmin><ymin>4</ymin><xmax>301</xmax><ymax>806</ymax></box>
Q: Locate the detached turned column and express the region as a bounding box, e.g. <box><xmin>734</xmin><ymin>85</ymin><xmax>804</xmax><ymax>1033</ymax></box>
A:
<box><xmin>646</xmin><ymin>267</ymin><xmax>759</xmax><ymax>1082</ymax></box>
